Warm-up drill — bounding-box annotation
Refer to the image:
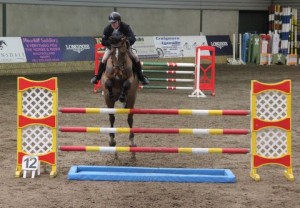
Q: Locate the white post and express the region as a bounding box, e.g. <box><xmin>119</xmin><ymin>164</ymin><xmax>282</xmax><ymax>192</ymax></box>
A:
<box><xmin>227</xmin><ymin>33</ymin><xmax>244</xmax><ymax>65</ymax></box>
<box><xmin>189</xmin><ymin>48</ymin><xmax>206</xmax><ymax>98</ymax></box>
<box><xmin>239</xmin><ymin>34</ymin><xmax>246</xmax><ymax>64</ymax></box>
<box><xmin>232</xmin><ymin>33</ymin><xmax>236</xmax><ymax>61</ymax></box>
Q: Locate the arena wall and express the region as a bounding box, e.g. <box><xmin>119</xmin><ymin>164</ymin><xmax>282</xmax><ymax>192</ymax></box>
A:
<box><xmin>0</xmin><ymin>1</ymin><xmax>299</xmax><ymax>37</ymax></box>
<box><xmin>1</xmin><ymin>4</ymin><xmax>237</xmax><ymax>37</ymax></box>
<box><xmin>202</xmin><ymin>10</ymin><xmax>238</xmax><ymax>36</ymax></box>
<box><xmin>0</xmin><ymin>4</ymin><xmax>2</xmax><ymax>36</ymax></box>
<box><xmin>117</xmin><ymin>8</ymin><xmax>201</xmax><ymax>36</ymax></box>
<box><xmin>5</xmin><ymin>4</ymin><xmax>113</xmax><ymax>36</ymax></box>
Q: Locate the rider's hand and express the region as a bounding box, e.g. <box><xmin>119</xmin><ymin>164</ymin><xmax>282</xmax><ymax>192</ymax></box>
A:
<box><xmin>90</xmin><ymin>76</ymin><xmax>98</xmax><ymax>84</ymax></box>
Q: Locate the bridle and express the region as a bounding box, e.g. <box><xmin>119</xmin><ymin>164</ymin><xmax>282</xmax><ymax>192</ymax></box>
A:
<box><xmin>110</xmin><ymin>42</ymin><xmax>127</xmax><ymax>71</ymax></box>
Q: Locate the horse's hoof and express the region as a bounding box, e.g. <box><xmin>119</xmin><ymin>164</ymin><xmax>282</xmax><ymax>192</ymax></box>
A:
<box><xmin>109</xmin><ymin>141</ymin><xmax>116</xmax><ymax>146</ymax></box>
<box><xmin>130</xmin><ymin>154</ymin><xmax>137</xmax><ymax>162</ymax></box>
<box><xmin>119</xmin><ymin>95</ymin><xmax>126</xmax><ymax>103</ymax></box>
<box><xmin>130</xmin><ymin>144</ymin><xmax>137</xmax><ymax>147</ymax></box>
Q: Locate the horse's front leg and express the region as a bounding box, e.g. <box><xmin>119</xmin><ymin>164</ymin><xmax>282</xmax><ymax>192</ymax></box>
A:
<box><xmin>108</xmin><ymin>113</ymin><xmax>118</xmax><ymax>159</ymax></box>
<box><xmin>127</xmin><ymin>113</ymin><xmax>136</xmax><ymax>160</ymax></box>
<box><xmin>119</xmin><ymin>80</ymin><xmax>131</xmax><ymax>103</ymax></box>
<box><xmin>105</xmin><ymin>79</ymin><xmax>114</xmax><ymax>99</ymax></box>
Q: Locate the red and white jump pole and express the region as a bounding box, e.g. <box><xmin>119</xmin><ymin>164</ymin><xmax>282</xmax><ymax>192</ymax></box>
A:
<box><xmin>59</xmin><ymin>107</ymin><xmax>250</xmax><ymax>116</ymax></box>
<box><xmin>59</xmin><ymin>127</ymin><xmax>250</xmax><ymax>135</ymax></box>
<box><xmin>59</xmin><ymin>146</ymin><xmax>250</xmax><ymax>154</ymax></box>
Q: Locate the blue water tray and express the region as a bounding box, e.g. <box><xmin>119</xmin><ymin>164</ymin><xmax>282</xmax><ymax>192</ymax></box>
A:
<box><xmin>67</xmin><ymin>166</ymin><xmax>236</xmax><ymax>183</ymax></box>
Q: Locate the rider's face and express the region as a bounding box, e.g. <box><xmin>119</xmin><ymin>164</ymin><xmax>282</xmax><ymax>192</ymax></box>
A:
<box><xmin>111</xmin><ymin>21</ymin><xmax>120</xmax><ymax>30</ymax></box>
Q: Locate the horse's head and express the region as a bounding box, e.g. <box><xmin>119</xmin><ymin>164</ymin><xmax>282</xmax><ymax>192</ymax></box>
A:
<box><xmin>108</xmin><ymin>31</ymin><xmax>131</xmax><ymax>80</ymax></box>
<box><xmin>110</xmin><ymin>30</ymin><xmax>123</xmax><ymax>43</ymax></box>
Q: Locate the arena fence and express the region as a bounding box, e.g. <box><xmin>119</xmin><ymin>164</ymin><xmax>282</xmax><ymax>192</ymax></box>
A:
<box><xmin>15</xmin><ymin>77</ymin><xmax>294</xmax><ymax>182</ymax></box>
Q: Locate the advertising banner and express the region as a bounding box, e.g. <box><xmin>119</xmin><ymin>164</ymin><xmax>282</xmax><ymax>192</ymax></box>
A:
<box><xmin>0</xmin><ymin>37</ymin><xmax>26</xmax><ymax>63</ymax></box>
<box><xmin>22</xmin><ymin>37</ymin><xmax>62</xmax><ymax>62</ymax></box>
<box><xmin>1</xmin><ymin>35</ymin><xmax>235</xmax><ymax>64</ymax></box>
<box><xmin>206</xmin><ymin>35</ymin><xmax>233</xmax><ymax>55</ymax></box>
<box><xmin>133</xmin><ymin>36</ymin><xmax>158</xmax><ymax>59</ymax></box>
<box><xmin>59</xmin><ymin>37</ymin><xmax>96</xmax><ymax>61</ymax></box>
<box><xmin>178</xmin><ymin>36</ymin><xmax>209</xmax><ymax>57</ymax></box>
<box><xmin>153</xmin><ymin>36</ymin><xmax>182</xmax><ymax>58</ymax></box>
<box><xmin>153</xmin><ymin>36</ymin><xmax>209</xmax><ymax>58</ymax></box>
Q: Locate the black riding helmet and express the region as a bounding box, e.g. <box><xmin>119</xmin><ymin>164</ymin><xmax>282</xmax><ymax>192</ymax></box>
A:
<box><xmin>108</xmin><ymin>12</ymin><xmax>121</xmax><ymax>22</ymax></box>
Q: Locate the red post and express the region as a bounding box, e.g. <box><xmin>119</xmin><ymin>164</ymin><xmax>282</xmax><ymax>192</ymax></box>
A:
<box><xmin>93</xmin><ymin>43</ymin><xmax>105</xmax><ymax>93</ymax></box>
<box><xmin>195</xmin><ymin>46</ymin><xmax>216</xmax><ymax>96</ymax></box>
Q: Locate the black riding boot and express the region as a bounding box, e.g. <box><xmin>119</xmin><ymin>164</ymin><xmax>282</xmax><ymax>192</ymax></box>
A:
<box><xmin>91</xmin><ymin>62</ymin><xmax>106</xmax><ymax>84</ymax></box>
<box><xmin>135</xmin><ymin>61</ymin><xmax>149</xmax><ymax>85</ymax></box>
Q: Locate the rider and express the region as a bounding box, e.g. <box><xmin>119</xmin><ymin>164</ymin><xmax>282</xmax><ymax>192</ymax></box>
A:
<box><xmin>91</xmin><ymin>11</ymin><xmax>149</xmax><ymax>85</ymax></box>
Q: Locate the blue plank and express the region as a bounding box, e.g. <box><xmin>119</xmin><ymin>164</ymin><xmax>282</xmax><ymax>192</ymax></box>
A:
<box><xmin>67</xmin><ymin>166</ymin><xmax>236</xmax><ymax>183</ymax></box>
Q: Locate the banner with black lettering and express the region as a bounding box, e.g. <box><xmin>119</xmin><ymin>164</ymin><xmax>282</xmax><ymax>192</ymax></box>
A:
<box><xmin>153</xmin><ymin>36</ymin><xmax>209</xmax><ymax>58</ymax></box>
<box><xmin>58</xmin><ymin>37</ymin><xmax>96</xmax><ymax>61</ymax></box>
<box><xmin>22</xmin><ymin>37</ymin><xmax>96</xmax><ymax>62</ymax></box>
<box><xmin>133</xmin><ymin>36</ymin><xmax>159</xmax><ymax>59</ymax></box>
<box><xmin>22</xmin><ymin>37</ymin><xmax>62</xmax><ymax>62</ymax></box>
<box><xmin>0</xmin><ymin>37</ymin><xmax>26</xmax><ymax>63</ymax></box>
<box><xmin>206</xmin><ymin>35</ymin><xmax>233</xmax><ymax>55</ymax></box>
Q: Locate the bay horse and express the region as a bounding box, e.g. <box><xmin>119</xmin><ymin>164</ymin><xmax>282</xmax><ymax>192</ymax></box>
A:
<box><xmin>101</xmin><ymin>31</ymin><xmax>139</xmax><ymax>159</ymax></box>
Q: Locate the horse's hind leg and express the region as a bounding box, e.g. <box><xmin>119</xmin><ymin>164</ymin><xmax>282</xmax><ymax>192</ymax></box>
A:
<box><xmin>108</xmin><ymin>114</ymin><xmax>118</xmax><ymax>159</ymax></box>
<box><xmin>127</xmin><ymin>113</ymin><xmax>136</xmax><ymax>160</ymax></box>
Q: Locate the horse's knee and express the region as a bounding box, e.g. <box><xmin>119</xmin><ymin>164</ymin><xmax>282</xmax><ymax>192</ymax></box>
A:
<box><xmin>105</xmin><ymin>79</ymin><xmax>113</xmax><ymax>89</ymax></box>
<box><xmin>105</xmin><ymin>80</ymin><xmax>114</xmax><ymax>98</ymax></box>
<box><xmin>123</xmin><ymin>80</ymin><xmax>131</xmax><ymax>89</ymax></box>
<box><xmin>105</xmin><ymin>79</ymin><xmax>112</xmax><ymax>87</ymax></box>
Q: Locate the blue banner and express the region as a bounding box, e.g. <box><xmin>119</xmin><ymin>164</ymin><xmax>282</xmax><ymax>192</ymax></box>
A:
<box><xmin>58</xmin><ymin>37</ymin><xmax>96</xmax><ymax>61</ymax></box>
<box><xmin>206</xmin><ymin>35</ymin><xmax>233</xmax><ymax>55</ymax></box>
<box><xmin>22</xmin><ymin>37</ymin><xmax>96</xmax><ymax>62</ymax></box>
<box><xmin>22</xmin><ymin>37</ymin><xmax>62</xmax><ymax>62</ymax></box>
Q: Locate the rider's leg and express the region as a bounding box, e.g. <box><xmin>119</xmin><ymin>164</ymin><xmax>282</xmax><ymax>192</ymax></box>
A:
<box><xmin>129</xmin><ymin>51</ymin><xmax>149</xmax><ymax>85</ymax></box>
<box><xmin>91</xmin><ymin>48</ymin><xmax>110</xmax><ymax>84</ymax></box>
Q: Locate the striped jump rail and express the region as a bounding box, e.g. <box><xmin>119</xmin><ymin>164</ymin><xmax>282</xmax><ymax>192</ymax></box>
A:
<box><xmin>141</xmin><ymin>62</ymin><xmax>195</xmax><ymax>67</ymax></box>
<box><xmin>59</xmin><ymin>108</ymin><xmax>250</xmax><ymax>116</ymax></box>
<box><xmin>59</xmin><ymin>127</ymin><xmax>250</xmax><ymax>135</ymax></box>
<box><xmin>59</xmin><ymin>146</ymin><xmax>250</xmax><ymax>154</ymax></box>
<box><xmin>149</xmin><ymin>78</ymin><xmax>194</xmax><ymax>82</ymax></box>
<box><xmin>139</xmin><ymin>86</ymin><xmax>194</xmax><ymax>90</ymax></box>
<box><xmin>142</xmin><ymin>70</ymin><xmax>194</xmax><ymax>74</ymax></box>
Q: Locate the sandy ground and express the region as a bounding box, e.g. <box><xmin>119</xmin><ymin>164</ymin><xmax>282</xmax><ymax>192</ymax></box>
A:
<box><xmin>0</xmin><ymin>64</ymin><xmax>299</xmax><ymax>208</ymax></box>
